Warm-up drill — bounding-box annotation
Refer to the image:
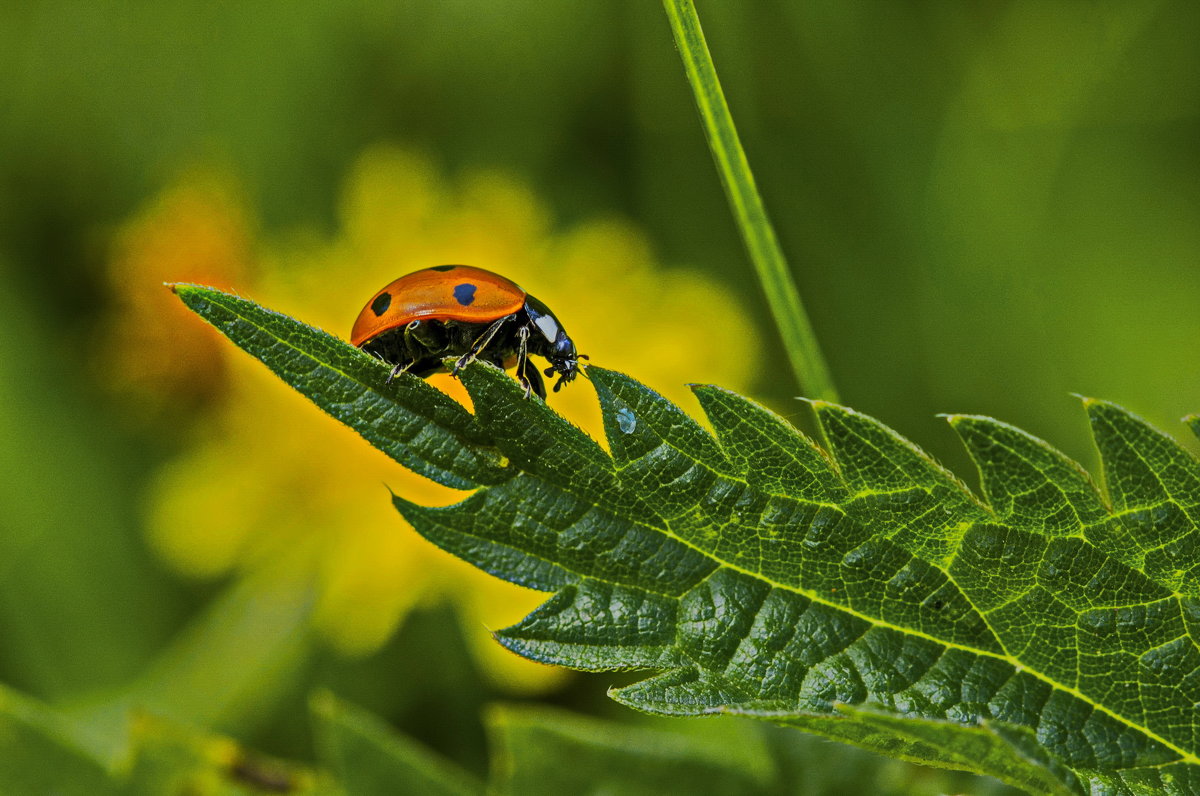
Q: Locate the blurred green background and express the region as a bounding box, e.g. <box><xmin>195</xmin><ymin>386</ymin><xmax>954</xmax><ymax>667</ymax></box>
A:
<box><xmin>1</xmin><ymin>1</ymin><xmax>1196</xmax><ymax>793</ymax></box>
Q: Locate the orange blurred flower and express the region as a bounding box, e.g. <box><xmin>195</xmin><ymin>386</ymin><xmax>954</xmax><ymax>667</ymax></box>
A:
<box><xmin>96</xmin><ymin>169</ymin><xmax>255</xmax><ymax>417</ymax></box>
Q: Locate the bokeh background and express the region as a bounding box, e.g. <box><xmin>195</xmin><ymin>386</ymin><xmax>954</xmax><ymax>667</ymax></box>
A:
<box><xmin>1</xmin><ymin>1</ymin><xmax>1197</xmax><ymax>792</ymax></box>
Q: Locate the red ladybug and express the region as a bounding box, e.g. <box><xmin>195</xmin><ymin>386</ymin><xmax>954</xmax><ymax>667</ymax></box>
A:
<box><xmin>351</xmin><ymin>265</ymin><xmax>585</xmax><ymax>399</ymax></box>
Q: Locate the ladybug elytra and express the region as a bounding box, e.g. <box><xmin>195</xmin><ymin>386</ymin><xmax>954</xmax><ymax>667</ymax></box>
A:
<box><xmin>351</xmin><ymin>265</ymin><xmax>585</xmax><ymax>399</ymax></box>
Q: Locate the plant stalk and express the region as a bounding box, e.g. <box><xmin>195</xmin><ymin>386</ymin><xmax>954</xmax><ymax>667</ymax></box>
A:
<box><xmin>662</xmin><ymin>0</ymin><xmax>838</xmax><ymax>402</ymax></box>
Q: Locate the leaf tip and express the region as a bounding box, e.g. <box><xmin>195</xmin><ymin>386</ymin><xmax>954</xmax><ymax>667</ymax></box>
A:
<box><xmin>606</xmin><ymin>682</ymin><xmax>638</xmax><ymax>709</ymax></box>
<box><xmin>800</xmin><ymin>397</ymin><xmax>846</xmax><ymax>421</ymax></box>
<box><xmin>940</xmin><ymin>412</ymin><xmax>994</xmax><ymax>428</ymax></box>
<box><xmin>687</xmin><ymin>383</ymin><xmax>731</xmax><ymax>399</ymax></box>
<box><xmin>1075</xmin><ymin>395</ymin><xmax>1123</xmax><ymax>424</ymax></box>
<box><xmin>1183</xmin><ymin>415</ymin><xmax>1200</xmax><ymax>444</ymax></box>
<box><xmin>165</xmin><ymin>281</ymin><xmax>208</xmax><ymax>295</ymax></box>
<box><xmin>388</xmin><ymin>489</ymin><xmax>422</xmax><ymax>521</ymax></box>
<box><xmin>491</xmin><ymin>629</ymin><xmax>541</xmax><ymax>663</ymax></box>
<box><xmin>1079</xmin><ymin>396</ymin><xmax>1148</xmax><ymax>425</ymax></box>
<box><xmin>166</xmin><ymin>281</ymin><xmax>220</xmax><ymax>305</ymax></box>
<box><xmin>802</xmin><ymin>398</ymin><xmax>856</xmax><ymax>413</ymax></box>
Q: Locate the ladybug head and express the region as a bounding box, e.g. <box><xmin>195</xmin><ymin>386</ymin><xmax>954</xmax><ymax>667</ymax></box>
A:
<box><xmin>524</xmin><ymin>294</ymin><xmax>587</xmax><ymax>392</ymax></box>
<box><xmin>544</xmin><ymin>336</ymin><xmax>587</xmax><ymax>393</ymax></box>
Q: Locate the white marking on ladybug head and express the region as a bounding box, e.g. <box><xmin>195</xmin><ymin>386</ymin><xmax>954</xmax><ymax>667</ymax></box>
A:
<box><xmin>534</xmin><ymin>313</ymin><xmax>560</xmax><ymax>343</ymax></box>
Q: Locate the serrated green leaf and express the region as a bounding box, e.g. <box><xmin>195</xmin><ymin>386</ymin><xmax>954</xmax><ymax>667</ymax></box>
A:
<box><xmin>170</xmin><ymin>283</ymin><xmax>508</xmax><ymax>489</ymax></box>
<box><xmin>430</xmin><ymin>368</ymin><xmax>1200</xmax><ymax>793</ymax></box>
<box><xmin>311</xmin><ymin>692</ymin><xmax>482</xmax><ymax>796</ymax></box>
<box><xmin>178</xmin><ymin>290</ymin><xmax>1200</xmax><ymax>794</ymax></box>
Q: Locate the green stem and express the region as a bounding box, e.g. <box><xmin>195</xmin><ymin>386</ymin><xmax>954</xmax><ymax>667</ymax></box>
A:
<box><xmin>662</xmin><ymin>0</ymin><xmax>838</xmax><ymax>402</ymax></box>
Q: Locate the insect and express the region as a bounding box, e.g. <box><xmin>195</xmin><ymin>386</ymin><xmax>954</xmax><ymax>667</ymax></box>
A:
<box><xmin>351</xmin><ymin>265</ymin><xmax>585</xmax><ymax>399</ymax></box>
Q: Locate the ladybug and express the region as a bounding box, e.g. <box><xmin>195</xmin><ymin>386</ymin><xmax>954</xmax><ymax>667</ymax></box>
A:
<box><xmin>351</xmin><ymin>265</ymin><xmax>585</xmax><ymax>399</ymax></box>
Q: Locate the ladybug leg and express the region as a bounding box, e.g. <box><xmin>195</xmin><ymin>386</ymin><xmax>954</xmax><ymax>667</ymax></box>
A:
<box><xmin>379</xmin><ymin>320</ymin><xmax>436</xmax><ymax>384</ymax></box>
<box><xmin>384</xmin><ymin>350</ymin><xmax>429</xmax><ymax>384</ymax></box>
<box><xmin>385</xmin><ymin>361</ymin><xmax>413</xmax><ymax>384</ymax></box>
<box><xmin>514</xmin><ymin>326</ymin><xmax>545</xmax><ymax>400</ymax></box>
<box><xmin>451</xmin><ymin>316</ymin><xmax>510</xmax><ymax>376</ymax></box>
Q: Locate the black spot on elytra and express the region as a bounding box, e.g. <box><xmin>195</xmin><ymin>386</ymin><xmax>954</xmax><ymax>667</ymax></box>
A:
<box><xmin>371</xmin><ymin>292</ymin><xmax>392</xmax><ymax>316</ymax></box>
<box><xmin>453</xmin><ymin>283</ymin><xmax>477</xmax><ymax>306</ymax></box>
<box><xmin>431</xmin><ymin>265</ymin><xmax>457</xmax><ymax>272</ymax></box>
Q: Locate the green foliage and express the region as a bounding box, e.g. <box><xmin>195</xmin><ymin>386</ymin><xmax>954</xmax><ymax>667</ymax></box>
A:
<box><xmin>0</xmin><ymin>684</ymin><xmax>317</xmax><ymax>795</ymax></box>
<box><xmin>0</xmin><ymin>685</ymin><xmax>115</xmax><ymax>796</ymax></box>
<box><xmin>175</xmin><ymin>283</ymin><xmax>1200</xmax><ymax>794</ymax></box>
<box><xmin>65</xmin><ymin>568</ymin><xmax>319</xmax><ymax>766</ymax></box>
<box><xmin>3</xmin><ymin>2</ymin><xmax>1194</xmax><ymax>794</ymax></box>
<box><xmin>313</xmin><ymin>692</ymin><xmax>483</xmax><ymax>796</ymax></box>
<box><xmin>122</xmin><ymin>714</ymin><xmax>317</xmax><ymax>795</ymax></box>
<box><xmin>0</xmin><ymin>260</ymin><xmax>185</xmax><ymax>698</ymax></box>
<box><xmin>0</xmin><ymin>681</ymin><xmax>1017</xmax><ymax>795</ymax></box>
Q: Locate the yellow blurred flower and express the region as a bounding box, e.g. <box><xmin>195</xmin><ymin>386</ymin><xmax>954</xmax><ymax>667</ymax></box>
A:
<box><xmin>110</xmin><ymin>146</ymin><xmax>761</xmax><ymax>692</ymax></box>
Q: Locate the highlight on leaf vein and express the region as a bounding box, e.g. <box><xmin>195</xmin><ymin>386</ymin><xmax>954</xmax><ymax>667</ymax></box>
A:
<box><xmin>172</xmin><ymin>282</ymin><xmax>1200</xmax><ymax>796</ymax></box>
